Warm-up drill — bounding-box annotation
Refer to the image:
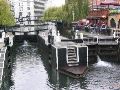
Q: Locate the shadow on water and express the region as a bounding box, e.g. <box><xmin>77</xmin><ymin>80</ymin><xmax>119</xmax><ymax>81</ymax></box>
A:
<box><xmin>37</xmin><ymin>45</ymin><xmax>88</xmax><ymax>90</ymax></box>
<box><xmin>1</xmin><ymin>40</ymin><xmax>120</xmax><ymax>90</ymax></box>
<box><xmin>1</xmin><ymin>43</ymin><xmax>18</xmax><ymax>90</ymax></box>
<box><xmin>1</xmin><ymin>40</ymin><xmax>87</xmax><ymax>90</ymax></box>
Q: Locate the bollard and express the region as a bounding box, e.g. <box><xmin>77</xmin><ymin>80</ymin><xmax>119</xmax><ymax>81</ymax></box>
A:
<box><xmin>96</xmin><ymin>35</ymin><xmax>99</xmax><ymax>43</ymax></box>
<box><xmin>80</xmin><ymin>33</ymin><xmax>83</xmax><ymax>39</ymax></box>
<box><xmin>75</xmin><ymin>32</ymin><xmax>78</xmax><ymax>39</ymax></box>
<box><xmin>113</xmin><ymin>32</ymin><xmax>116</xmax><ymax>38</ymax></box>
<box><xmin>56</xmin><ymin>31</ymin><xmax>61</xmax><ymax>42</ymax></box>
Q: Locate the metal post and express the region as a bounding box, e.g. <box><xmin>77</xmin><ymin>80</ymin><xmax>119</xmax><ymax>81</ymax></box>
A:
<box><xmin>72</xmin><ymin>11</ymin><xmax>75</xmax><ymax>21</ymax></box>
<box><xmin>97</xmin><ymin>35</ymin><xmax>99</xmax><ymax>43</ymax></box>
<box><xmin>72</xmin><ymin>11</ymin><xmax>75</xmax><ymax>37</ymax></box>
<box><xmin>87</xmin><ymin>46</ymin><xmax>88</xmax><ymax>67</ymax></box>
<box><xmin>92</xmin><ymin>0</ymin><xmax>93</xmax><ymax>10</ymax></box>
<box><xmin>56</xmin><ymin>47</ymin><xmax>58</xmax><ymax>70</ymax></box>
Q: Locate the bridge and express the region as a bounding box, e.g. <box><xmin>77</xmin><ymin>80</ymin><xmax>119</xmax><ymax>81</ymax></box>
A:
<box><xmin>2</xmin><ymin>24</ymin><xmax>49</xmax><ymax>43</ymax></box>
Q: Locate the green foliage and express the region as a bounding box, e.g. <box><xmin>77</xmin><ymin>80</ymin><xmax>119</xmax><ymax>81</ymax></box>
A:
<box><xmin>43</xmin><ymin>0</ymin><xmax>89</xmax><ymax>23</ymax></box>
<box><xmin>0</xmin><ymin>0</ymin><xmax>15</xmax><ymax>26</ymax></box>
<box><xmin>64</xmin><ymin>0</ymin><xmax>89</xmax><ymax>21</ymax></box>
<box><xmin>43</xmin><ymin>7</ymin><xmax>65</xmax><ymax>21</ymax></box>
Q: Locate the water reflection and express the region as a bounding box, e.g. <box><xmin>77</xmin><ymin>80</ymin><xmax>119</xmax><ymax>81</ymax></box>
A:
<box><xmin>1</xmin><ymin>41</ymin><xmax>120</xmax><ymax>90</ymax></box>
<box><xmin>9</xmin><ymin>42</ymin><xmax>52</xmax><ymax>90</ymax></box>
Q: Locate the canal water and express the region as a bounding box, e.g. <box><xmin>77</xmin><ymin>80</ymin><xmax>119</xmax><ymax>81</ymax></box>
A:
<box><xmin>2</xmin><ymin>41</ymin><xmax>120</xmax><ymax>90</ymax></box>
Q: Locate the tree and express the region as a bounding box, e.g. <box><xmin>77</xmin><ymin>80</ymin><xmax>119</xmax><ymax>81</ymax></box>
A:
<box><xmin>43</xmin><ymin>7</ymin><xmax>64</xmax><ymax>21</ymax></box>
<box><xmin>65</xmin><ymin>0</ymin><xmax>89</xmax><ymax>21</ymax></box>
<box><xmin>0</xmin><ymin>0</ymin><xmax>15</xmax><ymax>26</ymax></box>
<box><xmin>42</xmin><ymin>0</ymin><xmax>89</xmax><ymax>23</ymax></box>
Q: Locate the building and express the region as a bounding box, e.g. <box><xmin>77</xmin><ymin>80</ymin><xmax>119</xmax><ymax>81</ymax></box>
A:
<box><xmin>87</xmin><ymin>0</ymin><xmax>120</xmax><ymax>28</ymax></box>
<box><xmin>7</xmin><ymin>0</ymin><xmax>15</xmax><ymax>17</ymax></box>
<box><xmin>12</xmin><ymin>0</ymin><xmax>47</xmax><ymax>26</ymax></box>
<box><xmin>89</xmin><ymin>0</ymin><xmax>120</xmax><ymax>5</ymax></box>
<box><xmin>89</xmin><ymin>0</ymin><xmax>120</xmax><ymax>9</ymax></box>
<box><xmin>87</xmin><ymin>9</ymin><xmax>109</xmax><ymax>25</ymax></box>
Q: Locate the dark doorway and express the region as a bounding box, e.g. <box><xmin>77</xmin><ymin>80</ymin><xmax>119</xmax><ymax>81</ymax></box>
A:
<box><xmin>110</xmin><ymin>18</ymin><xmax>116</xmax><ymax>28</ymax></box>
<box><xmin>118</xmin><ymin>19</ymin><xmax>120</xmax><ymax>28</ymax></box>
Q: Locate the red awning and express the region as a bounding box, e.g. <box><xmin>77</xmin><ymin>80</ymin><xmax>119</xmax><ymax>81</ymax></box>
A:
<box><xmin>100</xmin><ymin>3</ymin><xmax>120</xmax><ymax>6</ymax></box>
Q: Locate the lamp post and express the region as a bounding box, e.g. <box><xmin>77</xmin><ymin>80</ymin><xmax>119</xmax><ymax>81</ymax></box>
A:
<box><xmin>72</xmin><ymin>10</ymin><xmax>75</xmax><ymax>21</ymax></box>
<box><xmin>72</xmin><ymin>10</ymin><xmax>75</xmax><ymax>31</ymax></box>
<box><xmin>72</xmin><ymin>10</ymin><xmax>75</xmax><ymax>39</ymax></box>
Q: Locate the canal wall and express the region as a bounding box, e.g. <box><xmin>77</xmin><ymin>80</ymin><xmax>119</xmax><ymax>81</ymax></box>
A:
<box><xmin>37</xmin><ymin>34</ymin><xmax>50</xmax><ymax>53</ymax></box>
<box><xmin>87</xmin><ymin>44</ymin><xmax>98</xmax><ymax>64</ymax></box>
<box><xmin>50</xmin><ymin>46</ymin><xmax>68</xmax><ymax>69</ymax></box>
<box><xmin>0</xmin><ymin>46</ymin><xmax>11</xmax><ymax>88</ymax></box>
<box><xmin>98</xmin><ymin>44</ymin><xmax>119</xmax><ymax>62</ymax></box>
<box><xmin>0</xmin><ymin>32</ymin><xmax>16</xmax><ymax>89</ymax></box>
<box><xmin>37</xmin><ymin>29</ymin><xmax>120</xmax><ymax>67</ymax></box>
<box><xmin>37</xmin><ymin>33</ymin><xmax>89</xmax><ymax>70</ymax></box>
<box><xmin>78</xmin><ymin>46</ymin><xmax>88</xmax><ymax>64</ymax></box>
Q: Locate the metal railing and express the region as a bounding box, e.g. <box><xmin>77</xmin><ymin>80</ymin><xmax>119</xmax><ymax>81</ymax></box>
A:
<box><xmin>83</xmin><ymin>37</ymin><xmax>117</xmax><ymax>45</ymax></box>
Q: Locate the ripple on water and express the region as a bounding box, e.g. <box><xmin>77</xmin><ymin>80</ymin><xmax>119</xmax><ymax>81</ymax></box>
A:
<box><xmin>85</xmin><ymin>62</ymin><xmax>120</xmax><ymax>90</ymax></box>
<box><xmin>9</xmin><ymin>43</ymin><xmax>52</xmax><ymax>90</ymax></box>
<box><xmin>8</xmin><ymin>42</ymin><xmax>120</xmax><ymax>90</ymax></box>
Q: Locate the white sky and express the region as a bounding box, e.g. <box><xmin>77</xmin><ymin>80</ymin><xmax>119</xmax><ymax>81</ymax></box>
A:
<box><xmin>46</xmin><ymin>0</ymin><xmax>65</xmax><ymax>8</ymax></box>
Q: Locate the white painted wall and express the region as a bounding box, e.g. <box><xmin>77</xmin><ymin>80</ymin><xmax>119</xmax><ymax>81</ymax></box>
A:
<box><xmin>11</xmin><ymin>0</ymin><xmax>46</xmax><ymax>25</ymax></box>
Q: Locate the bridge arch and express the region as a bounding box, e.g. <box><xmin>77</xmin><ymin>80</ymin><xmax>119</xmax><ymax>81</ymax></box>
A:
<box><xmin>108</xmin><ymin>15</ymin><xmax>120</xmax><ymax>28</ymax></box>
<box><xmin>118</xmin><ymin>19</ymin><xmax>120</xmax><ymax>28</ymax></box>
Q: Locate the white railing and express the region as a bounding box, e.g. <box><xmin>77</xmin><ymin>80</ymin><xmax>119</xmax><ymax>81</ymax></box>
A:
<box><xmin>83</xmin><ymin>37</ymin><xmax>117</xmax><ymax>45</ymax></box>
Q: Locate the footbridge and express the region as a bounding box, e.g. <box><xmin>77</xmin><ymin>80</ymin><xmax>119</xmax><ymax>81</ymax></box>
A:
<box><xmin>7</xmin><ymin>25</ymin><xmax>48</xmax><ymax>43</ymax></box>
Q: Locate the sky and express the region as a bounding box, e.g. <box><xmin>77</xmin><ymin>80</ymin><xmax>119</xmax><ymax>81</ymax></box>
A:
<box><xmin>46</xmin><ymin>0</ymin><xmax>65</xmax><ymax>8</ymax></box>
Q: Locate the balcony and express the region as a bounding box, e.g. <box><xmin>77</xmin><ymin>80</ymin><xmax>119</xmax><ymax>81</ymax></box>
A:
<box><xmin>34</xmin><ymin>6</ymin><xmax>44</xmax><ymax>10</ymax></box>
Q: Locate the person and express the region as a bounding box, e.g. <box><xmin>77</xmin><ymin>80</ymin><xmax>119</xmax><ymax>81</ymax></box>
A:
<box><xmin>49</xmin><ymin>29</ymin><xmax>52</xmax><ymax>36</ymax></box>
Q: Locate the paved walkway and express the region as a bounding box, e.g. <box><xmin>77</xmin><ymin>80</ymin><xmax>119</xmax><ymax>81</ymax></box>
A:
<box><xmin>38</xmin><ymin>30</ymin><xmax>84</xmax><ymax>48</ymax></box>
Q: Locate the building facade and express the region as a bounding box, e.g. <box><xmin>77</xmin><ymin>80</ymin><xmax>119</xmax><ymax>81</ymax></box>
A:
<box><xmin>89</xmin><ymin>0</ymin><xmax>120</xmax><ymax>9</ymax></box>
<box><xmin>89</xmin><ymin>0</ymin><xmax>120</xmax><ymax>5</ymax></box>
<box><xmin>87</xmin><ymin>0</ymin><xmax>120</xmax><ymax>28</ymax></box>
<box><xmin>7</xmin><ymin>0</ymin><xmax>15</xmax><ymax>17</ymax></box>
<box><xmin>10</xmin><ymin>0</ymin><xmax>46</xmax><ymax>26</ymax></box>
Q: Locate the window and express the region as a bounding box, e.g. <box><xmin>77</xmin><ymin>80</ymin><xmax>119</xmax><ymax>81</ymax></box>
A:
<box><xmin>19</xmin><ymin>12</ymin><xmax>22</xmax><ymax>16</ymax></box>
<box><xmin>20</xmin><ymin>22</ymin><xmax>23</xmax><ymax>24</ymax></box>
<box><xmin>28</xmin><ymin>12</ymin><xmax>31</xmax><ymax>16</ymax></box>
<box><xmin>20</xmin><ymin>7</ymin><xmax>23</xmax><ymax>11</ymax></box>
<box><xmin>21</xmin><ymin>7</ymin><xmax>23</xmax><ymax>11</ymax></box>
<box><xmin>27</xmin><ymin>7</ymin><xmax>30</xmax><ymax>10</ymax></box>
